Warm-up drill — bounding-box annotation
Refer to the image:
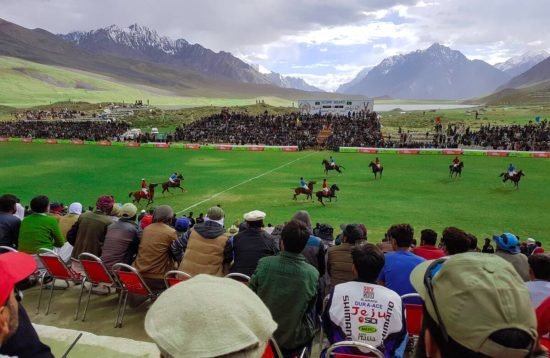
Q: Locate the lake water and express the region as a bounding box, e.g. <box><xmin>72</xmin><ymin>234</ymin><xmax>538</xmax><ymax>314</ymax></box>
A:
<box><xmin>373</xmin><ymin>104</ymin><xmax>478</xmax><ymax>112</ymax></box>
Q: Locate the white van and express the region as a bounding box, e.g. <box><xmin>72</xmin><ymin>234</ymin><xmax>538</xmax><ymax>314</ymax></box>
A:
<box><xmin>151</xmin><ymin>127</ymin><xmax>159</xmax><ymax>134</ymax></box>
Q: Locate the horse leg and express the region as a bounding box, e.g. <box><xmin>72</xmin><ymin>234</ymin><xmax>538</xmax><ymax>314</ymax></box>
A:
<box><xmin>179</xmin><ymin>185</ymin><xmax>185</xmax><ymax>192</ymax></box>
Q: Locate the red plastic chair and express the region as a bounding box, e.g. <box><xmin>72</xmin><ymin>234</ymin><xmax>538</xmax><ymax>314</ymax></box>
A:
<box><xmin>112</xmin><ymin>263</ymin><xmax>159</xmax><ymax>328</ymax></box>
<box><xmin>540</xmin><ymin>337</ymin><xmax>550</xmax><ymax>350</ymax></box>
<box><xmin>75</xmin><ymin>253</ymin><xmax>118</xmax><ymax>321</ymax></box>
<box><xmin>401</xmin><ymin>293</ymin><xmax>424</xmax><ymax>337</ymax></box>
<box><xmin>163</xmin><ymin>270</ymin><xmax>192</xmax><ymax>288</ymax></box>
<box><xmin>225</xmin><ymin>272</ymin><xmax>251</xmax><ymax>285</ymax></box>
<box><xmin>325</xmin><ymin>341</ymin><xmax>384</xmax><ymax>358</ymax></box>
<box><xmin>0</xmin><ymin>246</ymin><xmax>17</xmax><ymax>253</ymax></box>
<box><xmin>37</xmin><ymin>248</ymin><xmax>82</xmax><ymax>315</ymax></box>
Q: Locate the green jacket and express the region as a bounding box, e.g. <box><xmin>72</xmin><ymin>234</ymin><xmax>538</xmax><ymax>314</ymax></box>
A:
<box><xmin>18</xmin><ymin>213</ymin><xmax>65</xmax><ymax>253</ymax></box>
<box><xmin>249</xmin><ymin>251</ymin><xmax>319</xmax><ymax>350</ymax></box>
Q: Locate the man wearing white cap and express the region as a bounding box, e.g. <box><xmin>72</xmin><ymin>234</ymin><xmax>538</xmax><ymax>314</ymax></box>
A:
<box><xmin>229</xmin><ymin>210</ymin><xmax>278</xmax><ymax>277</ymax></box>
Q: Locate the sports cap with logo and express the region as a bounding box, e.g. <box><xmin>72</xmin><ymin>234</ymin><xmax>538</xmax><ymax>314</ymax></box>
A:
<box><xmin>145</xmin><ymin>274</ymin><xmax>277</xmax><ymax>357</ymax></box>
<box><xmin>410</xmin><ymin>252</ymin><xmax>537</xmax><ymax>357</ymax></box>
<box><xmin>0</xmin><ymin>252</ymin><xmax>37</xmax><ymax>304</ymax></box>
<box><xmin>493</xmin><ymin>232</ymin><xmax>521</xmax><ymax>254</ymax></box>
<box><xmin>174</xmin><ymin>217</ymin><xmax>191</xmax><ymax>232</ymax></box>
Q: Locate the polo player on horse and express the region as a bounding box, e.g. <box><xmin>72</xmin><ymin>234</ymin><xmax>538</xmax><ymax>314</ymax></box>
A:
<box><xmin>141</xmin><ymin>178</ymin><xmax>150</xmax><ymax>199</ymax></box>
<box><xmin>169</xmin><ymin>172</ymin><xmax>179</xmax><ymax>184</ymax></box>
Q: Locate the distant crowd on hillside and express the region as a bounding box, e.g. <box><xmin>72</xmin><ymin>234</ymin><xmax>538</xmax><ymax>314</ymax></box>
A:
<box><xmin>0</xmin><ymin>120</ymin><xmax>130</xmax><ymax>141</ymax></box>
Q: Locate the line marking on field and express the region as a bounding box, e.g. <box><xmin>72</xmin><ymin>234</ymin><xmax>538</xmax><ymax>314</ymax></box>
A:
<box><xmin>175</xmin><ymin>152</ymin><xmax>316</xmax><ymax>215</ymax></box>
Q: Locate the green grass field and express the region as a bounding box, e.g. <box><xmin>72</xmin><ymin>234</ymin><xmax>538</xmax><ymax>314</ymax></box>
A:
<box><xmin>1</xmin><ymin>142</ymin><xmax>549</xmax><ymax>246</ymax></box>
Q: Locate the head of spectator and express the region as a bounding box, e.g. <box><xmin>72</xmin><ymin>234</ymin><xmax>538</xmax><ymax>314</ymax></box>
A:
<box><xmin>351</xmin><ymin>243</ymin><xmax>384</xmax><ymax>283</ymax></box>
<box><xmin>410</xmin><ymin>253</ymin><xmax>538</xmax><ymax>358</ymax></box>
<box><xmin>292</xmin><ymin>210</ymin><xmax>312</xmax><ymax>232</ymax></box>
<box><xmin>467</xmin><ymin>234</ymin><xmax>479</xmax><ymax>252</ymax></box>
<box><xmin>358</xmin><ymin>224</ymin><xmax>368</xmax><ymax>240</ymax></box>
<box><xmin>68</xmin><ymin>202</ymin><xmax>83</xmax><ymax>216</ymax></box>
<box><xmin>228</xmin><ymin>224</ymin><xmax>239</xmax><ymax>235</ymax></box>
<box><xmin>493</xmin><ymin>233</ymin><xmax>520</xmax><ymax>255</ymax></box>
<box><xmin>153</xmin><ymin>205</ymin><xmax>173</xmax><ymax>225</ymax></box>
<box><xmin>0</xmin><ymin>252</ymin><xmax>37</xmax><ymax>346</ymax></box>
<box><xmin>441</xmin><ymin>227</ymin><xmax>470</xmax><ymax>255</ymax></box>
<box><xmin>120</xmin><ymin>203</ymin><xmax>138</xmax><ymax>221</ymax></box>
<box><xmin>527</xmin><ymin>238</ymin><xmax>536</xmax><ymax>246</ymax></box>
<box><xmin>95</xmin><ymin>195</ymin><xmax>114</xmax><ymax>215</ymax></box>
<box><xmin>145</xmin><ymin>275</ymin><xmax>277</xmax><ymax>358</ymax></box>
<box><xmin>205</xmin><ymin>206</ymin><xmax>224</xmax><ymax>227</ymax></box>
<box><xmin>420</xmin><ymin>229</ymin><xmax>438</xmax><ymax>246</ymax></box>
<box><xmin>30</xmin><ymin>195</ymin><xmax>49</xmax><ymax>214</ymax></box>
<box><xmin>343</xmin><ymin>224</ymin><xmax>365</xmax><ymax>244</ymax></box>
<box><xmin>0</xmin><ymin>195</ymin><xmax>17</xmax><ymax>215</ymax></box>
<box><xmin>387</xmin><ymin>224</ymin><xmax>414</xmax><ymax>250</ymax></box>
<box><xmin>243</xmin><ymin>210</ymin><xmax>266</xmax><ymax>229</ymax></box>
<box><xmin>175</xmin><ymin>217</ymin><xmax>191</xmax><ymax>233</ymax></box>
<box><xmin>110</xmin><ymin>203</ymin><xmax>122</xmax><ymax>217</ymax></box>
<box><xmin>49</xmin><ymin>203</ymin><xmax>62</xmax><ymax>215</ymax></box>
<box><xmin>280</xmin><ymin>220</ymin><xmax>310</xmax><ymax>254</ymax></box>
<box><xmin>528</xmin><ymin>254</ymin><xmax>550</xmax><ymax>281</ymax></box>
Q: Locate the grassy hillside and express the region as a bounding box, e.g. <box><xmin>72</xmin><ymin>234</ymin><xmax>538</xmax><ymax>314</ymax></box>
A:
<box><xmin>1</xmin><ymin>142</ymin><xmax>548</xmax><ymax>245</ymax></box>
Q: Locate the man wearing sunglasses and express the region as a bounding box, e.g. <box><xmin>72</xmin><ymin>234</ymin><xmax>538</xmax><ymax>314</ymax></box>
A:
<box><xmin>410</xmin><ymin>253</ymin><xmax>543</xmax><ymax>358</ymax></box>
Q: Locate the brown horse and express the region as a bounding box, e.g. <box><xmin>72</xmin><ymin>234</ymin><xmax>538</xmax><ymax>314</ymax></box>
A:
<box><xmin>499</xmin><ymin>170</ymin><xmax>525</xmax><ymax>189</ymax></box>
<box><xmin>161</xmin><ymin>174</ymin><xmax>185</xmax><ymax>194</ymax></box>
<box><xmin>449</xmin><ymin>161</ymin><xmax>464</xmax><ymax>178</ymax></box>
<box><xmin>316</xmin><ymin>184</ymin><xmax>339</xmax><ymax>206</ymax></box>
<box><xmin>293</xmin><ymin>181</ymin><xmax>316</xmax><ymax>200</ymax></box>
<box><xmin>368</xmin><ymin>162</ymin><xmax>383</xmax><ymax>179</ymax></box>
<box><xmin>322</xmin><ymin>159</ymin><xmax>344</xmax><ymax>175</ymax></box>
<box><xmin>129</xmin><ymin>183</ymin><xmax>158</xmax><ymax>206</ymax></box>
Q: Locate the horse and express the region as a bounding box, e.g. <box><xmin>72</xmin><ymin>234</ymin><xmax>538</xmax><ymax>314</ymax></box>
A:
<box><xmin>293</xmin><ymin>181</ymin><xmax>316</xmax><ymax>200</ymax></box>
<box><xmin>499</xmin><ymin>170</ymin><xmax>525</xmax><ymax>189</ymax></box>
<box><xmin>316</xmin><ymin>184</ymin><xmax>340</xmax><ymax>206</ymax></box>
<box><xmin>449</xmin><ymin>161</ymin><xmax>464</xmax><ymax>178</ymax></box>
<box><xmin>161</xmin><ymin>174</ymin><xmax>185</xmax><ymax>194</ymax></box>
<box><xmin>322</xmin><ymin>159</ymin><xmax>344</xmax><ymax>175</ymax></box>
<box><xmin>368</xmin><ymin>162</ymin><xmax>383</xmax><ymax>179</ymax></box>
<box><xmin>129</xmin><ymin>183</ymin><xmax>158</xmax><ymax>206</ymax></box>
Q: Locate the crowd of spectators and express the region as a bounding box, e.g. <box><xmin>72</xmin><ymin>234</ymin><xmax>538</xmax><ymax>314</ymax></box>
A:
<box><xmin>14</xmin><ymin>109</ymin><xmax>81</xmax><ymax>120</ymax></box>
<box><xmin>0</xmin><ymin>120</ymin><xmax>130</xmax><ymax>141</ymax></box>
<box><xmin>0</xmin><ymin>192</ymin><xmax>548</xmax><ymax>357</ymax></box>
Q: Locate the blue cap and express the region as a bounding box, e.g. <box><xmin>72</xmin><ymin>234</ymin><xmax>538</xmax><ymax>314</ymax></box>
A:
<box><xmin>493</xmin><ymin>233</ymin><xmax>520</xmax><ymax>254</ymax></box>
<box><xmin>175</xmin><ymin>217</ymin><xmax>191</xmax><ymax>232</ymax></box>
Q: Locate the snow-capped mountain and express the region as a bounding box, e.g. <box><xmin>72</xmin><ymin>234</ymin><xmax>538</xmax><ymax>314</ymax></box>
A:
<box><xmin>338</xmin><ymin>43</ymin><xmax>510</xmax><ymax>100</ymax></box>
<box><xmin>60</xmin><ymin>24</ymin><xmax>320</xmax><ymax>91</ymax></box>
<box><xmin>495</xmin><ymin>50</ymin><xmax>549</xmax><ymax>77</ymax></box>
<box><xmin>336</xmin><ymin>67</ymin><xmax>373</xmax><ymax>93</ymax></box>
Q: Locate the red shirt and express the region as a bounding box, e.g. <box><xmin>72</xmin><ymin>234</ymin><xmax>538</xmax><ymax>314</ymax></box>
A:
<box><xmin>412</xmin><ymin>245</ymin><xmax>446</xmax><ymax>260</ymax></box>
<box><xmin>141</xmin><ymin>180</ymin><xmax>147</xmax><ymax>189</ymax></box>
<box><xmin>322</xmin><ymin>181</ymin><xmax>327</xmax><ymax>189</ymax></box>
<box><xmin>453</xmin><ymin>158</ymin><xmax>459</xmax><ymax>164</ymax></box>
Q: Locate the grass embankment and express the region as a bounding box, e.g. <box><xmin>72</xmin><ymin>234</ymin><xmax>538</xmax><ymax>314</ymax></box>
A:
<box><xmin>1</xmin><ymin>142</ymin><xmax>548</xmax><ymax>246</ymax></box>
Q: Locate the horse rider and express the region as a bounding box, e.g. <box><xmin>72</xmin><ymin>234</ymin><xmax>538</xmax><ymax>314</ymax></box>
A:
<box><xmin>141</xmin><ymin>178</ymin><xmax>150</xmax><ymax>198</ymax></box>
<box><xmin>375</xmin><ymin>157</ymin><xmax>382</xmax><ymax>170</ymax></box>
<box><xmin>322</xmin><ymin>178</ymin><xmax>329</xmax><ymax>195</ymax></box>
<box><xmin>330</xmin><ymin>156</ymin><xmax>336</xmax><ymax>168</ymax></box>
<box><xmin>169</xmin><ymin>172</ymin><xmax>178</xmax><ymax>184</ymax></box>
<box><xmin>452</xmin><ymin>156</ymin><xmax>460</xmax><ymax>168</ymax></box>
<box><xmin>508</xmin><ymin>163</ymin><xmax>516</xmax><ymax>177</ymax></box>
<box><xmin>300</xmin><ymin>177</ymin><xmax>308</xmax><ymax>190</ymax></box>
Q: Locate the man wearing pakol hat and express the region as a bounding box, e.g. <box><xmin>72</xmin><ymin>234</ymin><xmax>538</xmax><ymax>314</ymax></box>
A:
<box><xmin>145</xmin><ymin>275</ymin><xmax>277</xmax><ymax>358</ymax></box>
<box><xmin>409</xmin><ymin>253</ymin><xmax>543</xmax><ymax>357</ymax></box>
<box><xmin>494</xmin><ymin>232</ymin><xmax>530</xmax><ymax>281</ymax></box>
<box><xmin>58</xmin><ymin>202</ymin><xmax>82</xmax><ymax>238</ymax></box>
<box><xmin>101</xmin><ymin>203</ymin><xmax>141</xmax><ymax>272</ymax></box>
<box><xmin>68</xmin><ymin>195</ymin><xmax>115</xmax><ymax>272</ymax></box>
<box><xmin>229</xmin><ymin>210</ymin><xmax>278</xmax><ymax>277</ymax></box>
<box><xmin>171</xmin><ymin>206</ymin><xmax>232</xmax><ymax>277</ymax></box>
<box><xmin>0</xmin><ymin>252</ymin><xmax>53</xmax><ymax>357</ymax></box>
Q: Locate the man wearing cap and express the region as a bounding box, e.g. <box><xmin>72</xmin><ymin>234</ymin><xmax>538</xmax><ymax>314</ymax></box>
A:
<box><xmin>494</xmin><ymin>232</ymin><xmax>530</xmax><ymax>281</ymax></box>
<box><xmin>327</xmin><ymin>224</ymin><xmax>366</xmax><ymax>290</ymax></box>
<box><xmin>409</xmin><ymin>253</ymin><xmax>541</xmax><ymax>357</ymax></box>
<box><xmin>250</xmin><ymin>220</ymin><xmax>319</xmax><ymax>356</ymax></box>
<box><xmin>229</xmin><ymin>210</ymin><xmax>278</xmax><ymax>277</ymax></box>
<box><xmin>68</xmin><ymin>195</ymin><xmax>115</xmax><ymax>270</ymax></box>
<box><xmin>0</xmin><ymin>194</ymin><xmax>20</xmax><ymax>249</ymax></box>
<box><xmin>171</xmin><ymin>206</ymin><xmax>232</xmax><ymax>277</ymax></box>
<box><xmin>144</xmin><ymin>275</ymin><xmax>277</xmax><ymax>358</ymax></box>
<box><xmin>0</xmin><ymin>252</ymin><xmax>53</xmax><ymax>357</ymax></box>
<box><xmin>174</xmin><ymin>216</ymin><xmax>190</xmax><ymax>238</ymax></box>
<box><xmin>58</xmin><ymin>202</ymin><xmax>82</xmax><ymax>238</ymax></box>
<box><xmin>100</xmin><ymin>203</ymin><xmax>141</xmax><ymax>272</ymax></box>
<box><xmin>18</xmin><ymin>195</ymin><xmax>67</xmax><ymax>260</ymax></box>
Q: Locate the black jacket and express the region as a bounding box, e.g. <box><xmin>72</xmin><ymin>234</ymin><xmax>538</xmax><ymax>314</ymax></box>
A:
<box><xmin>230</xmin><ymin>227</ymin><xmax>278</xmax><ymax>276</ymax></box>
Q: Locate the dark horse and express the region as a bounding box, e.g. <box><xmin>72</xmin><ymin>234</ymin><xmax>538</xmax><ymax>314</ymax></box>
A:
<box><xmin>322</xmin><ymin>159</ymin><xmax>344</xmax><ymax>175</ymax></box>
<box><xmin>499</xmin><ymin>170</ymin><xmax>525</xmax><ymax>189</ymax></box>
<box><xmin>368</xmin><ymin>162</ymin><xmax>383</xmax><ymax>179</ymax></box>
<box><xmin>449</xmin><ymin>161</ymin><xmax>464</xmax><ymax>178</ymax></box>
<box><xmin>129</xmin><ymin>183</ymin><xmax>158</xmax><ymax>206</ymax></box>
<box><xmin>316</xmin><ymin>184</ymin><xmax>340</xmax><ymax>206</ymax></box>
<box><xmin>293</xmin><ymin>181</ymin><xmax>316</xmax><ymax>200</ymax></box>
<box><xmin>161</xmin><ymin>174</ymin><xmax>185</xmax><ymax>194</ymax></box>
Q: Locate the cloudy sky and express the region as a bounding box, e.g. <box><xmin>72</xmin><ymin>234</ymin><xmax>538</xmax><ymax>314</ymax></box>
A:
<box><xmin>2</xmin><ymin>0</ymin><xmax>549</xmax><ymax>91</ymax></box>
